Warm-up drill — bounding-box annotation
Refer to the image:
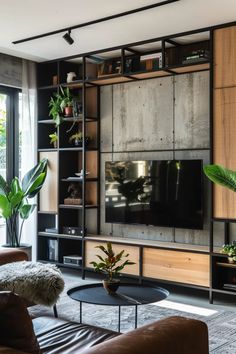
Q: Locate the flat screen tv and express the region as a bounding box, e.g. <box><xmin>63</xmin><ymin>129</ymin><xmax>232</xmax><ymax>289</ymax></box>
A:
<box><xmin>105</xmin><ymin>160</ymin><xmax>204</xmax><ymax>230</ymax></box>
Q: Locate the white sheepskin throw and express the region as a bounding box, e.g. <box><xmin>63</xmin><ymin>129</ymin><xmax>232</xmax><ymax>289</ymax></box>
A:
<box><xmin>0</xmin><ymin>261</ymin><xmax>65</xmax><ymax>306</ymax></box>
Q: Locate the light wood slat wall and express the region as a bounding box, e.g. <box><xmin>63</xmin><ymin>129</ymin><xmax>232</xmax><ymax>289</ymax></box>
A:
<box><xmin>143</xmin><ymin>248</ymin><xmax>210</xmax><ymax>287</ymax></box>
<box><xmin>85</xmin><ymin>240</ymin><xmax>139</xmax><ymax>276</ymax></box>
<box><xmin>213</xmin><ymin>26</ymin><xmax>236</xmax><ymax>218</ymax></box>
<box><xmin>213</xmin><ymin>88</ymin><xmax>236</xmax><ymax>218</ymax></box>
<box><xmin>39</xmin><ymin>152</ymin><xmax>58</xmax><ymax>213</ymax></box>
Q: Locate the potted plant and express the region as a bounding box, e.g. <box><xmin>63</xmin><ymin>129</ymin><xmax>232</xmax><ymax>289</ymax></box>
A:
<box><xmin>49</xmin><ymin>132</ymin><xmax>58</xmax><ymax>148</ymax></box>
<box><xmin>49</xmin><ymin>86</ymin><xmax>74</xmax><ymax>126</ymax></box>
<box><xmin>0</xmin><ymin>159</ymin><xmax>47</xmax><ymax>251</ymax></box>
<box><xmin>221</xmin><ymin>243</ymin><xmax>236</xmax><ymax>263</ymax></box>
<box><xmin>69</xmin><ymin>132</ymin><xmax>90</xmax><ymax>147</ymax></box>
<box><xmin>90</xmin><ymin>242</ymin><xmax>135</xmax><ymax>294</ymax></box>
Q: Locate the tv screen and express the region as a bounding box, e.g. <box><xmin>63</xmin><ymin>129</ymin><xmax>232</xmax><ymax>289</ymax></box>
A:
<box><xmin>105</xmin><ymin>160</ymin><xmax>203</xmax><ymax>230</ymax></box>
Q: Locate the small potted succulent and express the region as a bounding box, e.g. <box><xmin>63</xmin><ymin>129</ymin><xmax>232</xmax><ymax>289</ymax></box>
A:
<box><xmin>90</xmin><ymin>242</ymin><xmax>135</xmax><ymax>294</ymax></box>
<box><xmin>49</xmin><ymin>132</ymin><xmax>58</xmax><ymax>148</ymax></box>
<box><xmin>69</xmin><ymin>132</ymin><xmax>90</xmax><ymax>147</ymax></box>
<box><xmin>221</xmin><ymin>243</ymin><xmax>236</xmax><ymax>263</ymax></box>
<box><xmin>60</xmin><ymin>86</ymin><xmax>73</xmax><ymax>117</ymax></box>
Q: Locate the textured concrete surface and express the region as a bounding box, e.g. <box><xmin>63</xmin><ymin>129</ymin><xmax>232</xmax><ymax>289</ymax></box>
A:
<box><xmin>100</xmin><ymin>72</ymin><xmax>214</xmax><ymax>246</ymax></box>
<box><xmin>0</xmin><ymin>53</ymin><xmax>22</xmax><ymax>87</ymax></box>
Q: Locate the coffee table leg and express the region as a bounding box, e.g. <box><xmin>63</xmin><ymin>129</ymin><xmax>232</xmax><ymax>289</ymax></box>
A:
<box><xmin>118</xmin><ymin>306</ymin><xmax>121</xmax><ymax>332</ymax></box>
<box><xmin>80</xmin><ymin>301</ymin><xmax>82</xmax><ymax>323</ymax></box>
<box><xmin>134</xmin><ymin>305</ymin><xmax>138</xmax><ymax>329</ymax></box>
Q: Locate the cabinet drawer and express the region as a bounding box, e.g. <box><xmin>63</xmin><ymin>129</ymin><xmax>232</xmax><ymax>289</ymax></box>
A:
<box><xmin>85</xmin><ymin>241</ymin><xmax>139</xmax><ymax>276</ymax></box>
<box><xmin>143</xmin><ymin>248</ymin><xmax>209</xmax><ymax>287</ymax></box>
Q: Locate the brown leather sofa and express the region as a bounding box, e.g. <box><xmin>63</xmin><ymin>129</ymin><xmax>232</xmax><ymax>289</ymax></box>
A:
<box><xmin>0</xmin><ymin>248</ymin><xmax>28</xmax><ymax>265</ymax></box>
<box><xmin>0</xmin><ymin>291</ymin><xmax>209</xmax><ymax>354</ymax></box>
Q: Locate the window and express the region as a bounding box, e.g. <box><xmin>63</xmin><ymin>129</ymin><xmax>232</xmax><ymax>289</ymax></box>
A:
<box><xmin>0</xmin><ymin>86</ymin><xmax>21</xmax><ymax>244</ymax></box>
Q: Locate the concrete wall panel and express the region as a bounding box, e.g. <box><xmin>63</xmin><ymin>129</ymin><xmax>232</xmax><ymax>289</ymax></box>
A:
<box><xmin>113</xmin><ymin>78</ymin><xmax>174</xmax><ymax>152</ymax></box>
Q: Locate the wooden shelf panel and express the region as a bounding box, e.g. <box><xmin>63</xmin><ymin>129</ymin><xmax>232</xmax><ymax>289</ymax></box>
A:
<box><xmin>59</xmin><ymin>204</ymin><xmax>98</xmax><ymax>209</ymax></box>
<box><xmin>216</xmin><ymin>261</ymin><xmax>236</xmax><ymax>269</ymax></box>
<box><xmin>85</xmin><ymin>235</ymin><xmax>209</xmax><ymax>253</ymax></box>
<box><xmin>89</xmin><ymin>75</ymin><xmax>133</xmax><ymax>86</ymax></box>
<box><xmin>61</xmin><ymin>178</ymin><xmax>98</xmax><ymax>182</ymax></box>
<box><xmin>38</xmin><ymin>231</ymin><xmax>83</xmax><ymax>240</ymax></box>
<box><xmin>129</xmin><ymin>70</ymin><xmax>170</xmax><ymax>79</ymax></box>
<box><xmin>59</xmin><ymin>147</ymin><xmax>98</xmax><ymax>151</ymax></box>
<box><xmin>169</xmin><ymin>62</ymin><xmax>210</xmax><ymax>74</ymax></box>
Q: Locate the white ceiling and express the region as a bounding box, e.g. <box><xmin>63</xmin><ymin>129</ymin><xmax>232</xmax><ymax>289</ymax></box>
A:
<box><xmin>0</xmin><ymin>0</ymin><xmax>236</xmax><ymax>62</ymax></box>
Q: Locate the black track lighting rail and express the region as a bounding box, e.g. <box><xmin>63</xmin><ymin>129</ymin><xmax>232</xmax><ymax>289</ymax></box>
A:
<box><xmin>12</xmin><ymin>0</ymin><xmax>180</xmax><ymax>44</ymax></box>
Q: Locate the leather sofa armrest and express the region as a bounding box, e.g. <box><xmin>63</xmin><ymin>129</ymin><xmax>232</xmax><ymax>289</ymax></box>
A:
<box><xmin>0</xmin><ymin>346</ymin><xmax>30</xmax><ymax>353</ymax></box>
<box><xmin>81</xmin><ymin>316</ymin><xmax>209</xmax><ymax>354</ymax></box>
<box><xmin>0</xmin><ymin>248</ymin><xmax>28</xmax><ymax>265</ymax></box>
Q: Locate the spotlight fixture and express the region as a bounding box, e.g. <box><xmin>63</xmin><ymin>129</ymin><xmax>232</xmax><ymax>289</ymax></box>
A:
<box><xmin>63</xmin><ymin>30</ymin><xmax>74</xmax><ymax>45</ymax></box>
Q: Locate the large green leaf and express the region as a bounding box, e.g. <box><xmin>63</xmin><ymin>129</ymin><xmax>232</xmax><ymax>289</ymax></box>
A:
<box><xmin>0</xmin><ymin>195</ymin><xmax>11</xmax><ymax>218</ymax></box>
<box><xmin>204</xmin><ymin>164</ymin><xmax>236</xmax><ymax>192</ymax></box>
<box><xmin>22</xmin><ymin>158</ymin><xmax>47</xmax><ymax>197</ymax></box>
<box><xmin>10</xmin><ymin>191</ymin><xmax>24</xmax><ymax>208</ymax></box>
<box><xmin>19</xmin><ymin>203</ymin><xmax>36</xmax><ymax>219</ymax></box>
<box><xmin>10</xmin><ymin>177</ymin><xmax>21</xmax><ymax>195</ymax></box>
<box><xmin>26</xmin><ymin>172</ymin><xmax>46</xmax><ymax>198</ymax></box>
<box><xmin>0</xmin><ymin>175</ymin><xmax>10</xmax><ymax>196</ymax></box>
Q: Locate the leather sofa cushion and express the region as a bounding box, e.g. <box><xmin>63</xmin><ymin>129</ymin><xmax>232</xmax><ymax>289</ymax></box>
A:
<box><xmin>0</xmin><ymin>291</ymin><xmax>41</xmax><ymax>354</ymax></box>
<box><xmin>0</xmin><ymin>248</ymin><xmax>28</xmax><ymax>265</ymax></box>
<box><xmin>33</xmin><ymin>316</ymin><xmax>119</xmax><ymax>354</ymax></box>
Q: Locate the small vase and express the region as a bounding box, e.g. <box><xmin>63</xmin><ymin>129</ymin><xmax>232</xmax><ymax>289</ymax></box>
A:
<box><xmin>64</xmin><ymin>106</ymin><xmax>73</xmax><ymax>117</ymax></box>
<box><xmin>102</xmin><ymin>279</ymin><xmax>120</xmax><ymax>294</ymax></box>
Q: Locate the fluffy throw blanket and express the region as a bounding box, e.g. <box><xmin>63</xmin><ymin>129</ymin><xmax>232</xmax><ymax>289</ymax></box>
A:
<box><xmin>0</xmin><ymin>261</ymin><xmax>65</xmax><ymax>306</ymax></box>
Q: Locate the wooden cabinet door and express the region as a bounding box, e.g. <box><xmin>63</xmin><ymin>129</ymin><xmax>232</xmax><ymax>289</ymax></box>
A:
<box><xmin>143</xmin><ymin>248</ymin><xmax>210</xmax><ymax>287</ymax></box>
<box><xmin>214</xmin><ymin>26</ymin><xmax>236</xmax><ymax>89</ymax></box>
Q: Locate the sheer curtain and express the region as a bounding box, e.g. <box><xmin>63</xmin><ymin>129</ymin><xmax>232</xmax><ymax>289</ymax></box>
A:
<box><xmin>21</xmin><ymin>59</ymin><xmax>37</xmax><ymax>260</ymax></box>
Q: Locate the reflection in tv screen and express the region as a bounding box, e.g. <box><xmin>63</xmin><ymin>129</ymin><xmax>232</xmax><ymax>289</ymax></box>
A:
<box><xmin>105</xmin><ymin>160</ymin><xmax>203</xmax><ymax>230</ymax></box>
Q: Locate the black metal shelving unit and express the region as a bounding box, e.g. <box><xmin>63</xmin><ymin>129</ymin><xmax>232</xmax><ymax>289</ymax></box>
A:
<box><xmin>36</xmin><ymin>20</ymin><xmax>236</xmax><ymax>303</ymax></box>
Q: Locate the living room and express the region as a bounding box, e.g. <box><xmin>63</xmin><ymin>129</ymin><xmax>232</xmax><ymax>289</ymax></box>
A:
<box><xmin>0</xmin><ymin>1</ymin><xmax>236</xmax><ymax>353</ymax></box>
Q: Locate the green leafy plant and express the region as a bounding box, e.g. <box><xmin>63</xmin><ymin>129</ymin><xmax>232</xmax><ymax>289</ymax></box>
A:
<box><xmin>49</xmin><ymin>132</ymin><xmax>58</xmax><ymax>146</ymax></box>
<box><xmin>0</xmin><ymin>159</ymin><xmax>47</xmax><ymax>247</ymax></box>
<box><xmin>90</xmin><ymin>242</ymin><xmax>135</xmax><ymax>281</ymax></box>
<box><xmin>221</xmin><ymin>243</ymin><xmax>236</xmax><ymax>261</ymax></box>
<box><xmin>49</xmin><ymin>86</ymin><xmax>73</xmax><ymax>126</ymax></box>
<box><xmin>203</xmin><ymin>164</ymin><xmax>236</xmax><ymax>192</ymax></box>
<box><xmin>69</xmin><ymin>132</ymin><xmax>90</xmax><ymax>146</ymax></box>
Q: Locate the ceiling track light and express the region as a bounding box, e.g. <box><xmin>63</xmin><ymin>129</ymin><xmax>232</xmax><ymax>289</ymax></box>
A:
<box><xmin>63</xmin><ymin>30</ymin><xmax>74</xmax><ymax>45</ymax></box>
<box><xmin>12</xmin><ymin>0</ymin><xmax>180</xmax><ymax>45</ymax></box>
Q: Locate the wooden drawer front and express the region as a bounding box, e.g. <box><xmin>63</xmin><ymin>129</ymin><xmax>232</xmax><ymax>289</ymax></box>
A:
<box><xmin>213</xmin><ymin>87</ymin><xmax>236</xmax><ymax>218</ymax></box>
<box><xmin>39</xmin><ymin>152</ymin><xmax>58</xmax><ymax>213</ymax></box>
<box><xmin>214</xmin><ymin>26</ymin><xmax>236</xmax><ymax>88</ymax></box>
<box><xmin>85</xmin><ymin>241</ymin><xmax>139</xmax><ymax>276</ymax></box>
<box><xmin>143</xmin><ymin>248</ymin><xmax>209</xmax><ymax>287</ymax></box>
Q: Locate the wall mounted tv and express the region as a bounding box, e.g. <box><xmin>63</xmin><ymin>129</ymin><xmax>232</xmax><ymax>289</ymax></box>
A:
<box><xmin>105</xmin><ymin>160</ymin><xmax>204</xmax><ymax>230</ymax></box>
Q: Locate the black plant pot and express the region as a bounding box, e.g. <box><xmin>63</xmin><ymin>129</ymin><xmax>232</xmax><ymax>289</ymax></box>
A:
<box><xmin>102</xmin><ymin>279</ymin><xmax>120</xmax><ymax>294</ymax></box>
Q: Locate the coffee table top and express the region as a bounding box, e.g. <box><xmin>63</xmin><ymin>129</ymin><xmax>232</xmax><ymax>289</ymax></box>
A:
<box><xmin>67</xmin><ymin>283</ymin><xmax>169</xmax><ymax>306</ymax></box>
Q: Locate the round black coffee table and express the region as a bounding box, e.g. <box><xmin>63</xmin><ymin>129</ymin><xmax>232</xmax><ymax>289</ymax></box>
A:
<box><xmin>68</xmin><ymin>283</ymin><xmax>169</xmax><ymax>332</ymax></box>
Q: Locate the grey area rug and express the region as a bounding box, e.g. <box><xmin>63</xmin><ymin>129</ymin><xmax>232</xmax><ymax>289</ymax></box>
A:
<box><xmin>30</xmin><ymin>275</ymin><xmax>236</xmax><ymax>354</ymax></box>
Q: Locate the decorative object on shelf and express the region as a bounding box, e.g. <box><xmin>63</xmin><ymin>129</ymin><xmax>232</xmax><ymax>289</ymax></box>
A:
<box><xmin>69</xmin><ymin>131</ymin><xmax>90</xmax><ymax>147</ymax></box>
<box><xmin>75</xmin><ymin>169</ymin><xmax>90</xmax><ymax>178</ymax></box>
<box><xmin>98</xmin><ymin>58</ymin><xmax>121</xmax><ymax>77</ymax></box>
<box><xmin>63</xmin><ymin>255</ymin><xmax>82</xmax><ymax>267</ymax></box>
<box><xmin>60</xmin><ymin>86</ymin><xmax>73</xmax><ymax>117</ymax></box>
<box><xmin>67</xmin><ymin>72</ymin><xmax>77</xmax><ymax>83</ymax></box>
<box><xmin>182</xmin><ymin>49</ymin><xmax>209</xmax><ymax>65</ymax></box>
<box><xmin>221</xmin><ymin>243</ymin><xmax>236</xmax><ymax>263</ymax></box>
<box><xmin>64</xmin><ymin>183</ymin><xmax>82</xmax><ymax>205</ymax></box>
<box><xmin>90</xmin><ymin>242</ymin><xmax>135</xmax><ymax>294</ymax></box>
<box><xmin>140</xmin><ymin>53</ymin><xmax>162</xmax><ymax>71</ymax></box>
<box><xmin>52</xmin><ymin>75</ymin><xmax>58</xmax><ymax>86</ymax></box>
<box><xmin>203</xmin><ymin>164</ymin><xmax>236</xmax><ymax>192</ymax></box>
<box><xmin>49</xmin><ymin>132</ymin><xmax>58</xmax><ymax>148</ymax></box>
<box><xmin>47</xmin><ymin>238</ymin><xmax>59</xmax><ymax>261</ymax></box>
<box><xmin>0</xmin><ymin>158</ymin><xmax>47</xmax><ymax>248</ymax></box>
<box><xmin>62</xmin><ymin>226</ymin><xmax>83</xmax><ymax>236</ymax></box>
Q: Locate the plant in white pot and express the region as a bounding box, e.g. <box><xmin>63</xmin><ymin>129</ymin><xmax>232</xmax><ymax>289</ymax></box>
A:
<box><xmin>0</xmin><ymin>158</ymin><xmax>47</xmax><ymax>251</ymax></box>
<box><xmin>90</xmin><ymin>242</ymin><xmax>135</xmax><ymax>294</ymax></box>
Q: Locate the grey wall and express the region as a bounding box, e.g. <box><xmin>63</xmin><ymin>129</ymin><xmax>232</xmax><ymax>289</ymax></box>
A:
<box><xmin>100</xmin><ymin>71</ymin><xmax>222</xmax><ymax>246</ymax></box>
<box><xmin>0</xmin><ymin>53</ymin><xmax>22</xmax><ymax>88</ymax></box>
